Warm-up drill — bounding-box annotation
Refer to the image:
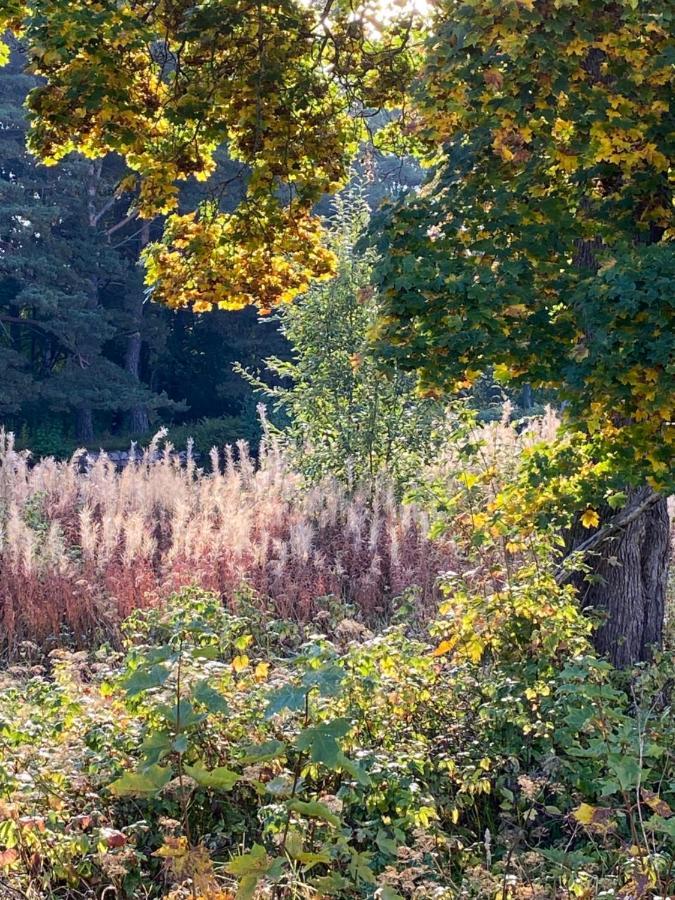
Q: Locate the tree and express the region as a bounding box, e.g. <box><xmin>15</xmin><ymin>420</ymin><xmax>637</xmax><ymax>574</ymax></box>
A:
<box><xmin>240</xmin><ymin>187</ymin><xmax>447</xmax><ymax>486</ymax></box>
<box><xmin>0</xmin><ymin>46</ymin><xmax>175</xmax><ymax>446</ymax></box>
<box><xmin>369</xmin><ymin>0</ymin><xmax>673</xmax><ymax>665</ymax></box>
<box><xmin>0</xmin><ymin>0</ymin><xmax>415</xmax><ymax>312</ymax></box>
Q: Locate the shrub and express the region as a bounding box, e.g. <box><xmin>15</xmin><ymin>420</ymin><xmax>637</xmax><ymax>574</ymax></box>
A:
<box><xmin>0</xmin><ymin>585</ymin><xmax>672</xmax><ymax>898</ymax></box>
<box><xmin>239</xmin><ymin>186</ymin><xmax>449</xmax><ymax>489</ymax></box>
<box><xmin>166</xmin><ymin>415</ymin><xmax>262</xmax><ymax>460</ymax></box>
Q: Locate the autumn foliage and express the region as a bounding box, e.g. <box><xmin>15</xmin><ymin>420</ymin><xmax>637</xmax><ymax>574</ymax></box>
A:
<box><xmin>0</xmin><ymin>430</ymin><xmax>453</xmax><ymax>657</ymax></box>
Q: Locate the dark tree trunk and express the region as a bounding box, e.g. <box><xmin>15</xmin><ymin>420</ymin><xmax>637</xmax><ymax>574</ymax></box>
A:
<box><xmin>125</xmin><ymin>327</ymin><xmax>149</xmax><ymax>434</ymax></box>
<box><xmin>125</xmin><ymin>221</ymin><xmax>150</xmax><ymax>435</ymax></box>
<box><xmin>565</xmin><ymin>55</ymin><xmax>670</xmax><ymax>665</ymax></box>
<box><xmin>75</xmin><ymin>407</ymin><xmax>94</xmax><ymax>445</ymax></box>
<box><xmin>567</xmin><ymin>487</ymin><xmax>670</xmax><ymax>668</ymax></box>
<box><xmin>519</xmin><ymin>383</ymin><xmax>533</xmax><ymax>410</ymax></box>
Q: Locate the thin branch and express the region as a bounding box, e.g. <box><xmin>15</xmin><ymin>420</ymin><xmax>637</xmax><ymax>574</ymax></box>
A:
<box><xmin>89</xmin><ymin>194</ymin><xmax>119</xmax><ymax>229</ymax></box>
<box><xmin>555</xmin><ymin>492</ymin><xmax>663</xmax><ymax>585</ymax></box>
<box><xmin>106</xmin><ymin>210</ymin><xmax>140</xmax><ymax>239</ymax></box>
<box><xmin>0</xmin><ymin>315</ymin><xmax>52</xmax><ymax>334</ymax></box>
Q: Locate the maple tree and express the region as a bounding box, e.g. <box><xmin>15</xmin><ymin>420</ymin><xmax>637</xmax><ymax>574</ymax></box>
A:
<box><xmin>0</xmin><ymin>0</ymin><xmax>415</xmax><ymax>313</ymax></box>
<box><xmin>372</xmin><ymin>0</ymin><xmax>673</xmax><ymax>488</ymax></box>
<box><xmin>370</xmin><ymin>0</ymin><xmax>672</xmax><ymax>664</ymax></box>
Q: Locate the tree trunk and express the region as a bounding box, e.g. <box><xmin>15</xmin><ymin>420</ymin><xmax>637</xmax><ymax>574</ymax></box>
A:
<box><xmin>125</xmin><ymin>327</ymin><xmax>150</xmax><ymax>434</ymax></box>
<box><xmin>567</xmin><ymin>487</ymin><xmax>670</xmax><ymax>668</ymax></box>
<box><xmin>75</xmin><ymin>406</ymin><xmax>94</xmax><ymax>445</ymax></box>
<box><xmin>125</xmin><ymin>221</ymin><xmax>150</xmax><ymax>435</ymax></box>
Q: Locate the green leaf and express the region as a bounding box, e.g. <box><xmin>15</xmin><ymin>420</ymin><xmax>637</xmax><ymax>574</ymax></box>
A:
<box><xmin>226</xmin><ymin>844</ymin><xmax>271</xmax><ymax>876</ymax></box>
<box><xmin>378</xmin><ymin>888</ymin><xmax>405</xmax><ymax>900</ymax></box>
<box><xmin>122</xmin><ymin>664</ymin><xmax>171</xmax><ymax>697</ymax></box>
<box><xmin>645</xmin><ymin>815</ymin><xmax>675</xmax><ymax>839</ymax></box>
<box><xmin>108</xmin><ymin>764</ymin><xmax>172</xmax><ymax>798</ymax></box>
<box><xmin>184</xmin><ymin>761</ymin><xmax>240</xmax><ymax>791</ymax></box>
<box><xmin>302</xmin><ymin>664</ymin><xmax>345</xmax><ymax>698</ymax></box>
<box><xmin>607</xmin><ymin>755</ymin><xmax>642</xmax><ymax>792</ymax></box>
<box><xmin>191</xmin><ymin>644</ymin><xmax>220</xmax><ymax>660</ymax></box>
<box><xmin>287</xmin><ymin>799</ymin><xmax>340</xmax><ymax>827</ymax></box>
<box><xmin>348</xmin><ymin>849</ymin><xmax>376</xmax><ymax>884</ymax></box>
<box><xmin>227</xmin><ymin>843</ymin><xmax>283</xmax><ymax>898</ymax></box>
<box><xmin>144</xmin><ymin>646</ymin><xmax>178</xmax><ymax>665</ymax></box>
<box><xmin>311</xmin><ymin>873</ymin><xmax>351</xmax><ymax>895</ymax></box>
<box><xmin>265</xmin><ymin>683</ymin><xmax>307</xmax><ymax>718</ymax></box>
<box><xmin>284</xmin><ymin>829</ymin><xmax>304</xmax><ymax>858</ymax></box>
<box><xmin>335</xmin><ymin>751</ymin><xmax>370</xmax><ymax>785</ymax></box>
<box><xmin>240</xmin><ymin>739</ymin><xmax>286</xmax><ymax>763</ymax></box>
<box><xmin>157</xmin><ymin>700</ymin><xmax>207</xmax><ymax>732</ymax></box>
<box><xmin>140</xmin><ymin>731</ymin><xmax>172</xmax><ymax>765</ymax></box>
<box><xmin>375</xmin><ymin>829</ymin><xmax>398</xmax><ymax>856</ymax></box>
<box><xmin>192</xmin><ymin>679</ymin><xmax>230</xmax><ymax>715</ymax></box>
<box><xmin>295</xmin><ymin>718</ymin><xmax>350</xmax><ymax>768</ymax></box>
<box><xmin>233</xmin><ymin>633</ymin><xmax>253</xmax><ymax>651</ymax></box>
<box><xmin>172</xmin><ymin>734</ymin><xmax>189</xmax><ymax>754</ymax></box>
<box><xmin>296</xmin><ymin>849</ymin><xmax>331</xmax><ymax>867</ymax></box>
<box><xmin>265</xmin><ymin>774</ymin><xmax>298</xmax><ymax>797</ymax></box>
<box><xmin>607</xmin><ymin>491</ymin><xmax>627</xmax><ymax>510</ymax></box>
<box><xmin>236</xmin><ymin>875</ymin><xmax>259</xmax><ymax>900</ymax></box>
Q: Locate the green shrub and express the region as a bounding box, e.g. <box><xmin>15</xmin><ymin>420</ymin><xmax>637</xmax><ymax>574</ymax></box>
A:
<box><xmin>166</xmin><ymin>415</ymin><xmax>261</xmax><ymax>459</ymax></box>
<box><xmin>239</xmin><ymin>186</ymin><xmax>449</xmax><ymax>490</ymax></box>
<box><xmin>0</xmin><ymin>584</ymin><xmax>672</xmax><ymax>898</ymax></box>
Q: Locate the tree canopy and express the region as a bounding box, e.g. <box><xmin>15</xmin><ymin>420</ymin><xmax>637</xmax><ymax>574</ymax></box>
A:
<box><xmin>0</xmin><ymin>0</ymin><xmax>415</xmax><ymax>312</ymax></box>
<box><xmin>371</xmin><ymin>0</ymin><xmax>673</xmax><ymax>490</ymax></box>
<box><xmin>1</xmin><ymin>0</ymin><xmax>672</xmax><ymax>485</ymax></box>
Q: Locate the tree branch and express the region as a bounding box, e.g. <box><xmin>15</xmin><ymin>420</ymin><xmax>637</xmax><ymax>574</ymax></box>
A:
<box><xmin>106</xmin><ymin>210</ymin><xmax>140</xmax><ymax>238</ymax></box>
<box><xmin>89</xmin><ymin>194</ymin><xmax>119</xmax><ymax>228</ymax></box>
<box><xmin>555</xmin><ymin>491</ymin><xmax>663</xmax><ymax>585</ymax></box>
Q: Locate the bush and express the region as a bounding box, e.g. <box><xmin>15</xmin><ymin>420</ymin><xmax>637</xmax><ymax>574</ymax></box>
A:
<box><xmin>0</xmin><ymin>585</ymin><xmax>672</xmax><ymax>898</ymax></box>
<box><xmin>240</xmin><ymin>186</ymin><xmax>449</xmax><ymax>489</ymax></box>
<box><xmin>166</xmin><ymin>415</ymin><xmax>262</xmax><ymax>460</ymax></box>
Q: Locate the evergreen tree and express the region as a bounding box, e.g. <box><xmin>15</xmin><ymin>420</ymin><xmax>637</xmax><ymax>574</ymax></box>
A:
<box><xmin>0</xmin><ymin>47</ymin><xmax>174</xmax><ymax>446</ymax></box>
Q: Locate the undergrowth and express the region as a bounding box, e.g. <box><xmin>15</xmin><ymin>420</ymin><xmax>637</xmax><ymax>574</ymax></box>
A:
<box><xmin>0</xmin><ymin>584</ymin><xmax>672</xmax><ymax>899</ymax></box>
<box><xmin>1</xmin><ymin>412</ymin><xmax>673</xmax><ymax>898</ymax></box>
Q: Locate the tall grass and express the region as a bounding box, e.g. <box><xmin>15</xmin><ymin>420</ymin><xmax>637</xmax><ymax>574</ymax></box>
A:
<box><xmin>0</xmin><ymin>431</ymin><xmax>458</xmax><ymax>658</ymax></box>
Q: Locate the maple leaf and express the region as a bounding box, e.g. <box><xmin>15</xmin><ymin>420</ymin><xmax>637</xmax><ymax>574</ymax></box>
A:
<box><xmin>580</xmin><ymin>509</ymin><xmax>600</xmax><ymax>529</ymax></box>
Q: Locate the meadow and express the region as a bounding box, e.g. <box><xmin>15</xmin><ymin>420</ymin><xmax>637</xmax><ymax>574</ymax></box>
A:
<box><xmin>0</xmin><ymin>430</ymin><xmax>453</xmax><ymax>659</ymax></box>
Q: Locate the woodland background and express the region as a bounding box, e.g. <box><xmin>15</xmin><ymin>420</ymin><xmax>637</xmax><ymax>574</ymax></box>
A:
<box><xmin>0</xmin><ymin>45</ymin><xmax>435</xmax><ymax>458</ymax></box>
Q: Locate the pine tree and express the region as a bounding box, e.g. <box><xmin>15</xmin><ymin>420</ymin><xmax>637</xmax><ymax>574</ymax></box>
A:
<box><xmin>0</xmin><ymin>47</ymin><xmax>173</xmax><ymax>446</ymax></box>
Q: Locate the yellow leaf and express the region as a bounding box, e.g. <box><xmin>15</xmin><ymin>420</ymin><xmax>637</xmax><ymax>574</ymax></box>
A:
<box><xmin>571</xmin><ymin>803</ymin><xmax>616</xmax><ymax>833</ymax></box>
<box><xmin>466</xmin><ymin>635</ymin><xmax>485</xmax><ymax>664</ymax></box>
<box><xmin>432</xmin><ymin>638</ymin><xmax>456</xmax><ymax>657</ymax></box>
<box><xmin>580</xmin><ymin>509</ymin><xmax>600</xmax><ymax>529</ymax></box>
<box><xmin>154</xmin><ymin>836</ymin><xmax>188</xmax><ymax>858</ymax></box>
<box><xmin>232</xmin><ymin>654</ymin><xmax>249</xmax><ymax>673</ymax></box>
<box><xmin>254</xmin><ymin>661</ymin><xmax>270</xmax><ymax>681</ymax></box>
<box><xmin>572</xmin><ymin>803</ymin><xmax>596</xmax><ymax>825</ymax></box>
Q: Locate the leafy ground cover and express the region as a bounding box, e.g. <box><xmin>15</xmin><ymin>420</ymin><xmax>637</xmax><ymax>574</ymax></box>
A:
<box><xmin>0</xmin><ymin>581</ymin><xmax>673</xmax><ymax>899</ymax></box>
